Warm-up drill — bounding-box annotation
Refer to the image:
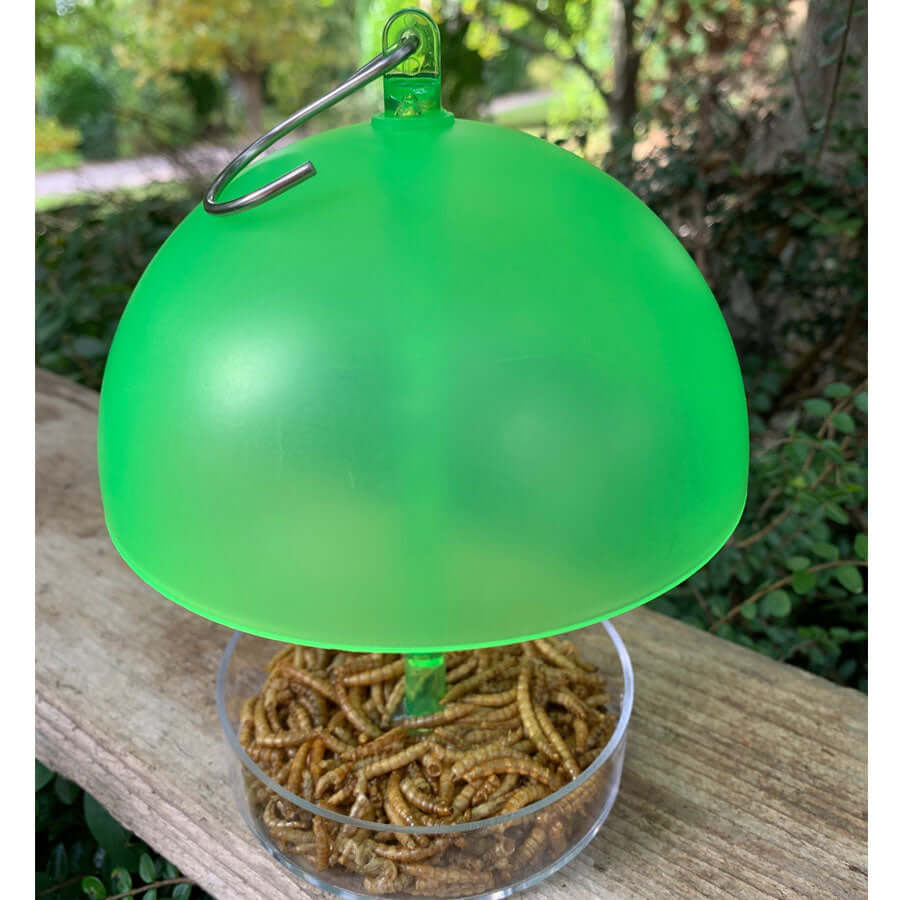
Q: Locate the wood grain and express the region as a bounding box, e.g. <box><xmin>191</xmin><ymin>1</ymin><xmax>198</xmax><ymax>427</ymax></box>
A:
<box><xmin>36</xmin><ymin>369</ymin><xmax>867</xmax><ymax>899</ymax></box>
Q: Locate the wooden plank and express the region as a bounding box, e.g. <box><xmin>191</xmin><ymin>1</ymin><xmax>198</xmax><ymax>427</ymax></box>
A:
<box><xmin>36</xmin><ymin>368</ymin><xmax>867</xmax><ymax>899</ymax></box>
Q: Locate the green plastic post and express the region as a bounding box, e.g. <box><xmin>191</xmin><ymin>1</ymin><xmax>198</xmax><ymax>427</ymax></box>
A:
<box><xmin>382</xmin><ymin>8</ymin><xmax>442</xmax><ymax>118</ymax></box>
<box><xmin>404</xmin><ymin>653</ymin><xmax>446</xmax><ymax>718</ymax></box>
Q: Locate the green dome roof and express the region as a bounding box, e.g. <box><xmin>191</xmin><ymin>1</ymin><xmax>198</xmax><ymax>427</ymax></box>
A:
<box><xmin>98</xmin><ymin>112</ymin><xmax>748</xmax><ymax>651</ymax></box>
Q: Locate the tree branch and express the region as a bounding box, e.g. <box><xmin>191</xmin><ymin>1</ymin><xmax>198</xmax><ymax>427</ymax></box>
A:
<box><xmin>773</xmin><ymin>9</ymin><xmax>812</xmax><ymax>131</ymax></box>
<box><xmin>460</xmin><ymin>12</ymin><xmax>611</xmax><ymax>105</ymax></box>
<box><xmin>708</xmin><ymin>559</ymin><xmax>867</xmax><ymax>633</ymax></box>
<box><xmin>813</xmin><ymin>0</ymin><xmax>858</xmax><ymax>165</ymax></box>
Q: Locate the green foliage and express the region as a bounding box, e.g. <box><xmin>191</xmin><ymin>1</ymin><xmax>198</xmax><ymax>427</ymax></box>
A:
<box><xmin>36</xmin><ymin>763</ymin><xmax>209</xmax><ymax>900</ymax></box>
<box><xmin>36</xmin><ymin>188</ymin><xmax>196</xmax><ymax>390</ymax></box>
<box><xmin>40</xmin><ymin>50</ymin><xmax>120</xmax><ymax>159</ymax></box>
<box><xmin>650</xmin><ymin>376</ymin><xmax>867</xmax><ymax>690</ymax></box>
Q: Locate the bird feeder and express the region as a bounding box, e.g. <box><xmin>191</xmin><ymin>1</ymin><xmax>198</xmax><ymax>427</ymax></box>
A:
<box><xmin>97</xmin><ymin>9</ymin><xmax>747</xmax><ymax>898</ymax></box>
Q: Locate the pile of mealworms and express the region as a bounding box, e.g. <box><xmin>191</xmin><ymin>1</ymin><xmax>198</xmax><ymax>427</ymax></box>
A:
<box><xmin>238</xmin><ymin>637</ymin><xmax>617</xmax><ymax>897</ymax></box>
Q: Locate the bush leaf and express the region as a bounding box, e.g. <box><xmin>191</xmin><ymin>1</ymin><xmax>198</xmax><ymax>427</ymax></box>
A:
<box><xmin>81</xmin><ymin>876</ymin><xmax>107</xmax><ymax>899</ymax></box>
<box><xmin>172</xmin><ymin>884</ymin><xmax>192</xmax><ymax>900</ymax></box>
<box><xmin>111</xmin><ymin>867</ymin><xmax>132</xmax><ymax>892</ymax></box>
<box><xmin>792</xmin><ymin>570</ymin><xmax>817</xmax><ymax>594</ymax></box>
<box><xmin>54</xmin><ymin>776</ymin><xmax>81</xmax><ymax>805</ymax></box>
<box><xmin>854</xmin><ymin>534</ymin><xmax>867</xmax><ymax>560</ymax></box>
<box><xmin>762</xmin><ymin>590</ymin><xmax>792</xmax><ymax>617</ymax></box>
<box><xmin>804</xmin><ymin>398</ymin><xmax>831</xmax><ymax>418</ymax></box>
<box><xmin>139</xmin><ymin>853</ymin><xmax>156</xmax><ymax>884</ymax></box>
<box><xmin>83</xmin><ymin>793</ymin><xmax>137</xmax><ymax>870</ymax></box>
<box><xmin>811</xmin><ymin>541</ymin><xmax>839</xmax><ymax>560</ymax></box>
<box><xmin>832</xmin><ymin>412</ymin><xmax>855</xmax><ymax>434</ymax></box>
<box><xmin>36</xmin><ymin>760</ymin><xmax>55</xmax><ymax>792</ymax></box>
<box><xmin>835</xmin><ymin>565</ymin><xmax>863</xmax><ymax>594</ymax></box>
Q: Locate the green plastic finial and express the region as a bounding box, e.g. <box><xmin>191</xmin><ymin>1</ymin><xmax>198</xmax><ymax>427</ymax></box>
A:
<box><xmin>382</xmin><ymin>8</ymin><xmax>442</xmax><ymax>118</ymax></box>
<box><xmin>404</xmin><ymin>653</ymin><xmax>446</xmax><ymax>718</ymax></box>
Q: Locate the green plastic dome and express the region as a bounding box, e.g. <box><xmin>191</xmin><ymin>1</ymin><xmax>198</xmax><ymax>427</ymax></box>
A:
<box><xmin>98</xmin><ymin>16</ymin><xmax>747</xmax><ymax>652</ymax></box>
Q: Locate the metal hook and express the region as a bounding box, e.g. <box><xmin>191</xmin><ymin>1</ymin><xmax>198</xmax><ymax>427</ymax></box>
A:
<box><xmin>203</xmin><ymin>34</ymin><xmax>420</xmax><ymax>215</ymax></box>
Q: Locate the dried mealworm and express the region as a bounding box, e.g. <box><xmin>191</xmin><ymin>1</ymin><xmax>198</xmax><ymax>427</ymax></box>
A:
<box><xmin>254</xmin><ymin>693</ymin><xmax>273</xmax><ymax>739</ymax></box>
<box><xmin>551</xmin><ymin>687</ymin><xmax>597</xmax><ymax>721</ymax></box>
<box><xmin>371</xmin><ymin>680</ymin><xmax>385</xmax><ymax>717</ymax></box>
<box><xmin>279</xmin><ymin>663</ymin><xmax>338</xmax><ymax>704</ymax></box>
<box><xmin>315</xmin><ymin>761</ymin><xmax>352</xmax><ymax>798</ymax></box>
<box><xmin>312</xmin><ymin>816</ymin><xmax>331</xmax><ymax>871</ymax></box>
<box><xmin>399</xmin><ymin>703</ymin><xmax>477</xmax><ymax>730</ymax></box>
<box><xmin>573</xmin><ymin>717</ymin><xmax>589</xmax><ymax>753</ymax></box>
<box><xmin>470</xmin><ymin>773</ymin><xmax>501</xmax><ymax>807</ymax></box>
<box><xmin>517</xmin><ymin>662</ymin><xmax>559</xmax><ymax>762</ymax></box>
<box><xmin>372</xmin><ymin>838</ymin><xmax>451</xmax><ymax>862</ymax></box>
<box><xmin>341</xmin><ymin>658</ymin><xmax>405</xmax><ymax>686</ymax></box>
<box><xmin>500</xmin><ymin>782</ymin><xmax>550</xmax><ymax>815</ymax></box>
<box><xmin>463</xmin><ymin>688</ymin><xmax>518</xmax><ymax>707</ymax></box>
<box><xmin>451</xmin><ymin>781</ymin><xmax>480</xmax><ymax>816</ymax></box>
<box><xmin>310</xmin><ymin>728</ymin><xmax>352</xmax><ymax>756</ymax></box>
<box><xmin>584</xmin><ymin>692</ymin><xmax>611</xmax><ymax>708</ymax></box>
<box><xmin>334</xmin><ymin>678</ymin><xmax>381</xmax><ymax>739</ymax></box>
<box><xmin>535</xmin><ymin>703</ymin><xmax>580</xmax><ymax>780</ymax></box>
<box><xmin>442</xmin><ymin>662</ymin><xmax>518</xmax><ymax>705</ymax></box>
<box><xmin>382</xmin><ymin>678</ymin><xmax>406</xmax><ymax>726</ymax></box>
<box><xmin>534</xmin><ymin>638</ymin><xmax>579</xmax><ymax>671</ymax></box>
<box><xmin>461</xmin><ymin>757</ymin><xmax>562</xmax><ymax>790</ymax></box>
<box><xmin>286</xmin><ymin>741</ymin><xmax>311</xmax><ymax>795</ymax></box>
<box><xmin>256</xmin><ymin>728</ymin><xmax>315</xmax><ymax>748</ymax></box>
<box><xmin>446</xmin><ymin>656</ymin><xmax>478</xmax><ymax>683</ymax></box>
<box><xmin>265</xmin><ymin>645</ymin><xmax>294</xmax><ymax>673</ymax></box>
<box><xmin>308</xmin><ymin>737</ymin><xmax>326</xmax><ymax>778</ymax></box>
<box><xmin>341</xmin><ymin>726</ymin><xmax>408</xmax><ymax>762</ymax></box>
<box><xmin>447</xmin><ymin>731</ymin><xmax>526</xmax><ymax>779</ymax></box>
<box><xmin>438</xmin><ymin>764</ymin><xmax>454</xmax><ymax>804</ymax></box>
<box><xmin>238</xmin><ymin>697</ymin><xmax>255</xmax><ymax>746</ymax></box>
<box><xmin>384</xmin><ymin>772</ymin><xmax>420</xmax><ymax>848</ymax></box>
<box><xmin>359</xmin><ymin>741</ymin><xmax>431</xmax><ymax>781</ymax></box>
<box><xmin>400</xmin><ymin>776</ymin><xmax>452</xmax><ymax>817</ymax></box>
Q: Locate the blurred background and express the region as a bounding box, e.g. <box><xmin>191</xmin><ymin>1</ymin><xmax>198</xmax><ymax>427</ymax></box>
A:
<box><xmin>35</xmin><ymin>0</ymin><xmax>866</xmax><ymax>891</ymax></box>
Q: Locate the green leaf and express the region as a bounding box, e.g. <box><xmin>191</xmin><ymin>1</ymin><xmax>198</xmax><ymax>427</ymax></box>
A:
<box><xmin>164</xmin><ymin>862</ymin><xmax>180</xmax><ymax>880</ymax></box>
<box><xmin>143</xmin><ymin>891</ymin><xmax>158</xmax><ymax>900</ymax></box>
<box><xmin>172</xmin><ymin>884</ymin><xmax>192</xmax><ymax>900</ymax></box>
<box><xmin>824</xmin><ymin>502</ymin><xmax>849</xmax><ymax>525</ymax></box>
<box><xmin>854</xmin><ymin>534</ymin><xmax>867</xmax><ymax>560</ymax></box>
<box><xmin>835</xmin><ymin>565</ymin><xmax>864</xmax><ymax>594</ymax></box>
<box><xmin>111</xmin><ymin>868</ymin><xmax>133</xmax><ymax>892</ymax></box>
<box><xmin>83</xmin><ymin>793</ymin><xmax>137</xmax><ymax>870</ymax></box>
<box><xmin>832</xmin><ymin>412</ymin><xmax>855</xmax><ymax>434</ymax></box>
<box><xmin>812</xmin><ymin>541</ymin><xmax>839</xmax><ymax>560</ymax></box>
<box><xmin>139</xmin><ymin>853</ymin><xmax>156</xmax><ymax>884</ymax></box>
<box><xmin>787</xmin><ymin>556</ymin><xmax>811</xmax><ymax>571</ymax></box>
<box><xmin>81</xmin><ymin>876</ymin><xmax>107</xmax><ymax>899</ymax></box>
<box><xmin>762</xmin><ymin>590</ymin><xmax>792</xmax><ymax>618</ymax></box>
<box><xmin>824</xmin><ymin>382</ymin><xmax>852</xmax><ymax>398</ymax></box>
<box><xmin>742</xmin><ymin>601</ymin><xmax>757</xmax><ymax>620</ymax></box>
<box><xmin>792</xmin><ymin>570</ymin><xmax>817</xmax><ymax>594</ymax></box>
<box><xmin>36</xmin><ymin>760</ymin><xmax>55</xmax><ymax>791</ymax></box>
<box><xmin>54</xmin><ymin>776</ymin><xmax>81</xmax><ymax>805</ymax></box>
<box><xmin>804</xmin><ymin>398</ymin><xmax>832</xmax><ymax>418</ymax></box>
<box><xmin>854</xmin><ymin>392</ymin><xmax>867</xmax><ymax>413</ymax></box>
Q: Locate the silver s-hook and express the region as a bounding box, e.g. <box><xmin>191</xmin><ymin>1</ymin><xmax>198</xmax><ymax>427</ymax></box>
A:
<box><xmin>203</xmin><ymin>34</ymin><xmax>419</xmax><ymax>215</ymax></box>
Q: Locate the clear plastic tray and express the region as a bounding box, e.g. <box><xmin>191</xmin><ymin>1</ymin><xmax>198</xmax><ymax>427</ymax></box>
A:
<box><xmin>216</xmin><ymin>621</ymin><xmax>634</xmax><ymax>898</ymax></box>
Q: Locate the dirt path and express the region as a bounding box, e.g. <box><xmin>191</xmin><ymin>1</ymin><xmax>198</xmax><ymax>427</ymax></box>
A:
<box><xmin>35</xmin><ymin>144</ymin><xmax>237</xmax><ymax>198</ymax></box>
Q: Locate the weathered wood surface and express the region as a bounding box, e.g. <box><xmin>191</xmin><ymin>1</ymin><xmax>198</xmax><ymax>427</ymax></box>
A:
<box><xmin>36</xmin><ymin>368</ymin><xmax>867</xmax><ymax>899</ymax></box>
